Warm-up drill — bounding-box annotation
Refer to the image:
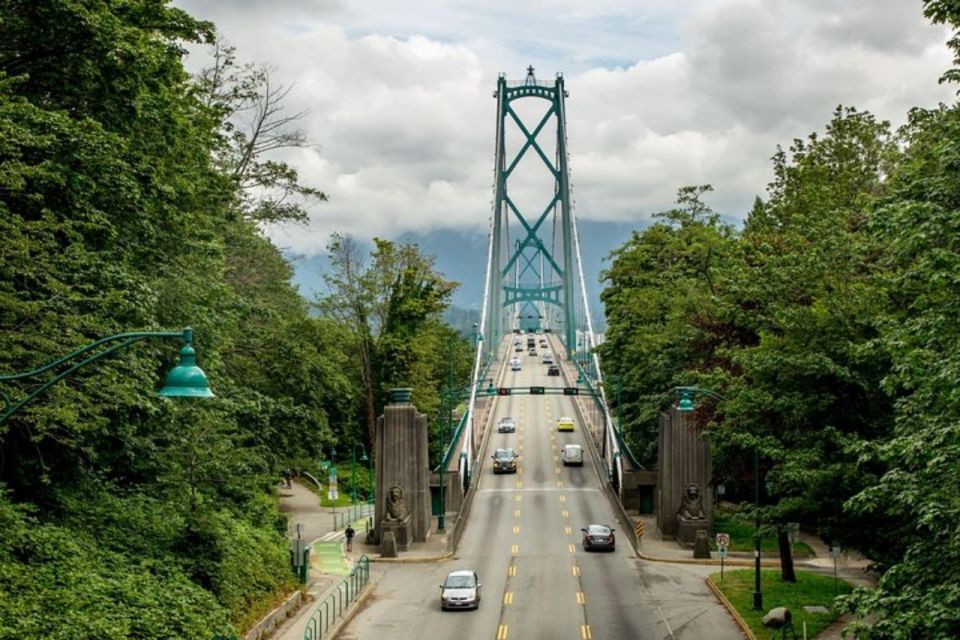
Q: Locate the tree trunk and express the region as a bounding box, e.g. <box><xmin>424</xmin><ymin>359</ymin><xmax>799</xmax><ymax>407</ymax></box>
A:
<box><xmin>778</xmin><ymin>525</ymin><xmax>797</xmax><ymax>582</ymax></box>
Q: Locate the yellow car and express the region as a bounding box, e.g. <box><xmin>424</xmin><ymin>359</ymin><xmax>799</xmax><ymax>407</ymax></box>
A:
<box><xmin>556</xmin><ymin>416</ymin><xmax>575</xmax><ymax>432</ymax></box>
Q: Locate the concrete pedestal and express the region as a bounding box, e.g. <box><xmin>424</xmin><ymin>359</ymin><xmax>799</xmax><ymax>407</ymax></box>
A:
<box><xmin>676</xmin><ymin>516</ymin><xmax>709</xmax><ymax>547</ymax></box>
<box><xmin>380</xmin><ymin>517</ymin><xmax>410</xmax><ymax>553</ymax></box>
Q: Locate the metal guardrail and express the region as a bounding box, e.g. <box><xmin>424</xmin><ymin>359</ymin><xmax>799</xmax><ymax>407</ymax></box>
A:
<box><xmin>332</xmin><ymin>501</ymin><xmax>374</xmax><ymax>532</ymax></box>
<box><xmin>303</xmin><ymin>555</ymin><xmax>371</xmax><ymax>640</ymax></box>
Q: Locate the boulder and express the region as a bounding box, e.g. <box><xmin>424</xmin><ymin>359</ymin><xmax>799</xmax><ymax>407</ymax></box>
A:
<box><xmin>762</xmin><ymin>607</ymin><xmax>792</xmax><ymax>628</ymax></box>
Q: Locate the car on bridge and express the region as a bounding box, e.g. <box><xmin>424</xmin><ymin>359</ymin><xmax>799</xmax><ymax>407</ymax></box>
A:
<box><xmin>510</xmin><ymin>357</ymin><xmax>522</xmax><ymax>371</ymax></box>
<box><xmin>491</xmin><ymin>448</ymin><xmax>519</xmax><ymax>473</ymax></box>
<box><xmin>528</xmin><ymin>348</ymin><xmax>537</xmax><ymax>356</ymax></box>
<box><xmin>497</xmin><ymin>417</ymin><xmax>516</xmax><ymax>433</ymax></box>
<box><xmin>440</xmin><ymin>570</ymin><xmax>482</xmax><ymax>610</ymax></box>
<box><xmin>561</xmin><ymin>444</ymin><xmax>583</xmax><ymax>466</ymax></box>
<box><xmin>581</xmin><ymin>524</ymin><xmax>616</xmax><ymax>551</ymax></box>
<box><xmin>556</xmin><ymin>416</ymin><xmax>575</xmax><ymax>432</ymax></box>
<box><xmin>541</xmin><ymin>354</ymin><xmax>554</xmax><ymax>364</ymax></box>
<box><xmin>547</xmin><ymin>365</ymin><xmax>561</xmax><ymax>376</ymax></box>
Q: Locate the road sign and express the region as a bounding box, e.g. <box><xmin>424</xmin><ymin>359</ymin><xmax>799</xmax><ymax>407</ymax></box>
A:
<box><xmin>716</xmin><ymin>533</ymin><xmax>730</xmax><ymax>548</ymax></box>
<box><xmin>718</xmin><ymin>547</ymin><xmax>728</xmax><ymax>559</ymax></box>
<box><xmin>529</xmin><ymin>386</ymin><xmax>545</xmax><ymax>395</ymax></box>
<box><xmin>634</xmin><ymin>520</ymin><xmax>645</xmax><ymax>538</ymax></box>
<box><xmin>563</xmin><ymin>387</ymin><xmax>579</xmax><ymax>396</ymax></box>
<box><xmin>498</xmin><ymin>387</ymin><xmax>511</xmax><ymax>396</ymax></box>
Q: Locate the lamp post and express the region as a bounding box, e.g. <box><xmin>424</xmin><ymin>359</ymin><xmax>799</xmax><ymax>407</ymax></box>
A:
<box><xmin>351</xmin><ymin>442</ymin><xmax>368</xmax><ymax>504</ymax></box>
<box><xmin>674</xmin><ymin>385</ymin><xmax>763</xmax><ymax>611</ymax></box>
<box><xmin>0</xmin><ymin>327</ymin><xmax>213</xmax><ymax>425</ymax></box>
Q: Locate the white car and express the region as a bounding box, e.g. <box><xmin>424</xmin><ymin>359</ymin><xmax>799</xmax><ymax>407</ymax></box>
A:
<box><xmin>440</xmin><ymin>570</ymin><xmax>482</xmax><ymax>610</ymax></box>
<box><xmin>541</xmin><ymin>354</ymin><xmax>554</xmax><ymax>365</ymax></box>
<box><xmin>561</xmin><ymin>444</ymin><xmax>584</xmax><ymax>466</ymax></box>
<box><xmin>510</xmin><ymin>357</ymin><xmax>522</xmax><ymax>371</ymax></box>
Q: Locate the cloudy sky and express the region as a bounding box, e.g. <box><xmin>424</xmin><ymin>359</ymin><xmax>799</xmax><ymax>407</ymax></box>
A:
<box><xmin>175</xmin><ymin>0</ymin><xmax>954</xmax><ymax>265</ymax></box>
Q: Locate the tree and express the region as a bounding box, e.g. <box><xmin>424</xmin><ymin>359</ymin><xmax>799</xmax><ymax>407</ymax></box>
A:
<box><xmin>317</xmin><ymin>235</ymin><xmax>460</xmax><ymax>452</ymax></box>
<box><xmin>193</xmin><ymin>38</ymin><xmax>326</xmax><ymax>224</ymax></box>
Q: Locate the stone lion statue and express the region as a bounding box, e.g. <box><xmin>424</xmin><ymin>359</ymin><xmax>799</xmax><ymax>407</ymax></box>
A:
<box><xmin>385</xmin><ymin>484</ymin><xmax>408</xmax><ymax>521</ymax></box>
<box><xmin>678</xmin><ymin>483</ymin><xmax>705</xmax><ymax>520</ymax></box>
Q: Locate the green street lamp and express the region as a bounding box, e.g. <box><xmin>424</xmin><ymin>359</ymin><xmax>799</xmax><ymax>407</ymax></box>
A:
<box><xmin>351</xmin><ymin>442</ymin><xmax>368</xmax><ymax>504</ymax></box>
<box><xmin>0</xmin><ymin>327</ymin><xmax>212</xmax><ymax>425</ymax></box>
<box><xmin>674</xmin><ymin>385</ymin><xmax>763</xmax><ymax>611</ymax></box>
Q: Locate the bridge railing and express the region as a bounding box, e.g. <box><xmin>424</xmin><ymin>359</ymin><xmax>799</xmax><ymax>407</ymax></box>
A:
<box><xmin>303</xmin><ymin>555</ymin><xmax>371</xmax><ymax>640</ymax></box>
<box><xmin>331</xmin><ymin>500</ymin><xmax>375</xmax><ymax>532</ymax></box>
<box><xmin>570</xmin><ymin>356</ymin><xmax>643</xmax><ymax>472</ymax></box>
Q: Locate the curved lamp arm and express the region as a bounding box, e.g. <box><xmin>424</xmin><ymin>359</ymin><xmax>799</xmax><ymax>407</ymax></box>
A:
<box><xmin>0</xmin><ymin>327</ymin><xmax>212</xmax><ymax>425</ymax></box>
<box><xmin>669</xmin><ymin>386</ymin><xmax>728</xmax><ymax>412</ymax></box>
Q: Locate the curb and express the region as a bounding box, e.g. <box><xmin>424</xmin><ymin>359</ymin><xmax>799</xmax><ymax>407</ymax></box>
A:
<box><xmin>705</xmin><ymin>576</ymin><xmax>756</xmax><ymax>640</ymax></box>
<box><xmin>369</xmin><ymin>551</ymin><xmax>454</xmax><ymax>564</ymax></box>
<box><xmin>636</xmin><ymin>549</ymin><xmax>783</xmax><ymax>567</ymax></box>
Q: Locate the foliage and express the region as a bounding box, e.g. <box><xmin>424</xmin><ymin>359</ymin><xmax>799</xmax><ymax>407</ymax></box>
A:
<box><xmin>0</xmin><ymin>1</ymin><xmax>457</xmax><ymax>636</ymax></box>
<box><xmin>601</xmin><ymin>85</ymin><xmax>960</xmax><ymax>636</ymax></box>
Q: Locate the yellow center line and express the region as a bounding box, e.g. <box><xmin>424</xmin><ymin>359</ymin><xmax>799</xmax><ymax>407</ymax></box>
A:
<box><xmin>561</xmin><ymin>510</ymin><xmax>569</xmax><ymax>518</ymax></box>
<box><xmin>516</xmin><ymin>480</ymin><xmax>523</xmax><ymax>488</ymax></box>
<box><xmin>511</xmin><ymin>544</ymin><xmax>519</xmax><ymax>554</ymax></box>
<box><xmin>555</xmin><ymin>467</ymin><xmax>561</xmax><ymax>475</ymax></box>
<box><xmin>503</xmin><ymin>592</ymin><xmax>513</xmax><ymax>605</ymax></box>
<box><xmin>513</xmin><ymin>525</ymin><xmax>520</xmax><ymax>534</ymax></box>
<box><xmin>554</xmin><ymin>455</ymin><xmax>559</xmax><ymax>462</ymax></box>
<box><xmin>515</xmin><ymin>495</ymin><xmax>522</xmax><ymax>502</ymax></box>
<box><xmin>518</xmin><ymin>445</ymin><xmax>524</xmax><ymax>451</ymax></box>
<box><xmin>576</xmin><ymin>592</ymin><xmax>585</xmax><ymax>604</ymax></box>
<box><xmin>498</xmin><ymin>624</ymin><xmax>509</xmax><ymax>640</ymax></box>
<box><xmin>568</xmin><ymin>544</ymin><xmax>576</xmax><ymax>553</ymax></box>
<box><xmin>557</xmin><ymin>480</ymin><xmax>564</xmax><ymax>488</ymax></box>
<box><xmin>514</xmin><ymin>509</ymin><xmax>521</xmax><ymax>517</ymax></box>
<box><xmin>580</xmin><ymin>624</ymin><xmax>591</xmax><ymax>639</ymax></box>
<box><xmin>508</xmin><ymin>565</ymin><xmax>517</xmax><ymax>577</ymax></box>
<box><xmin>565</xmin><ymin>526</ymin><xmax>572</xmax><ymax>535</ymax></box>
<box><xmin>572</xmin><ymin>565</ymin><xmax>581</xmax><ymax>577</ymax></box>
<box><xmin>559</xmin><ymin>495</ymin><xmax>566</xmax><ymax>502</ymax></box>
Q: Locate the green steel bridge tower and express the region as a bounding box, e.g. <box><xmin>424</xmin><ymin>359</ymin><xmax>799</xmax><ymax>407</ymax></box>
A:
<box><xmin>487</xmin><ymin>66</ymin><xmax>577</xmax><ymax>351</ymax></box>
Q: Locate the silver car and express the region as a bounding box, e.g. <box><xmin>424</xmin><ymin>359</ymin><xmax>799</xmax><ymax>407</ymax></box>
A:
<box><xmin>561</xmin><ymin>444</ymin><xmax>583</xmax><ymax>466</ymax></box>
<box><xmin>440</xmin><ymin>570</ymin><xmax>481</xmax><ymax>610</ymax></box>
<box><xmin>497</xmin><ymin>417</ymin><xmax>516</xmax><ymax>433</ymax></box>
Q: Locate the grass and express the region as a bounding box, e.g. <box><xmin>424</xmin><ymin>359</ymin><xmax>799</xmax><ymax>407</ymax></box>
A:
<box><xmin>713</xmin><ymin>511</ymin><xmax>813</xmax><ymax>557</ymax></box>
<box><xmin>710</xmin><ymin>569</ymin><xmax>851</xmax><ymax>639</ymax></box>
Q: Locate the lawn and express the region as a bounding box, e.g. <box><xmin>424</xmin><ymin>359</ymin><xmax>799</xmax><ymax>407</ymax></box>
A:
<box><xmin>713</xmin><ymin>511</ymin><xmax>813</xmax><ymax>557</ymax></box>
<box><xmin>710</xmin><ymin>569</ymin><xmax>851</xmax><ymax>639</ymax></box>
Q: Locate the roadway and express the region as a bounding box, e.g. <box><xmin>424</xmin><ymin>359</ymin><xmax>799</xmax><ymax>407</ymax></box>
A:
<box><xmin>338</xmin><ymin>336</ymin><xmax>740</xmax><ymax>640</ymax></box>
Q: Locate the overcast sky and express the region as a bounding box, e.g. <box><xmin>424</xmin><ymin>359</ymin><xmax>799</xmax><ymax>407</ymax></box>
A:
<box><xmin>174</xmin><ymin>0</ymin><xmax>955</xmax><ymax>258</ymax></box>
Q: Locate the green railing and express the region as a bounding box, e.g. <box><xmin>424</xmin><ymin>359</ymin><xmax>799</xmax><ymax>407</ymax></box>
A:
<box><xmin>434</xmin><ymin>355</ymin><xmax>494</xmax><ymax>474</ymax></box>
<box><xmin>332</xmin><ymin>500</ymin><xmax>375</xmax><ymax>532</ymax></box>
<box><xmin>571</xmin><ymin>357</ymin><xmax>643</xmax><ymax>471</ymax></box>
<box><xmin>303</xmin><ymin>555</ymin><xmax>371</xmax><ymax>640</ymax></box>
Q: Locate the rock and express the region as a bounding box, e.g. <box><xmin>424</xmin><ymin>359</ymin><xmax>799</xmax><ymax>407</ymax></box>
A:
<box><xmin>762</xmin><ymin>607</ymin><xmax>792</xmax><ymax>628</ymax></box>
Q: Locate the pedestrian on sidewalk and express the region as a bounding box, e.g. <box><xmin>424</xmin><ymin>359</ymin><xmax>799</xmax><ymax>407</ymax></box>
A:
<box><xmin>345</xmin><ymin>524</ymin><xmax>356</xmax><ymax>552</ymax></box>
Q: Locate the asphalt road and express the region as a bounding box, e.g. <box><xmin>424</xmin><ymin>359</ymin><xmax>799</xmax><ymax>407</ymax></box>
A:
<box><xmin>338</xmin><ymin>338</ymin><xmax>740</xmax><ymax>640</ymax></box>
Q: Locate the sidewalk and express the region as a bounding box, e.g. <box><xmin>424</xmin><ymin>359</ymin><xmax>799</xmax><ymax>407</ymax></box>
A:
<box><xmin>266</xmin><ymin>481</ymin><xmax>453</xmax><ymax>640</ymax></box>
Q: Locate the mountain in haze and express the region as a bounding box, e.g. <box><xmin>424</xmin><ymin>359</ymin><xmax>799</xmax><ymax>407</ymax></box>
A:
<box><xmin>285</xmin><ymin>220</ymin><xmax>646</xmax><ymax>332</ymax></box>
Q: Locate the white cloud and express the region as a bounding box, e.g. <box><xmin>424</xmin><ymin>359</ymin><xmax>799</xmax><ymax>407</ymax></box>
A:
<box><xmin>175</xmin><ymin>0</ymin><xmax>956</xmax><ymax>255</ymax></box>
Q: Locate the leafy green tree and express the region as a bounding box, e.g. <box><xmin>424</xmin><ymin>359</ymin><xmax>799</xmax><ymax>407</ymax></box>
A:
<box><xmin>317</xmin><ymin>235</ymin><xmax>462</xmax><ymax>454</ymax></box>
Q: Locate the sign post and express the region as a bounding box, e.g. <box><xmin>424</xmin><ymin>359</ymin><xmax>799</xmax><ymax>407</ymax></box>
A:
<box><xmin>716</xmin><ymin>533</ymin><xmax>730</xmax><ymax>581</ymax></box>
<box><xmin>830</xmin><ymin>545</ymin><xmax>842</xmax><ymax>595</ymax></box>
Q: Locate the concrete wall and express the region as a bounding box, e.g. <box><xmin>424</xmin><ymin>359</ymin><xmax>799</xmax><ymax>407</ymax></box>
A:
<box><xmin>375</xmin><ymin>401</ymin><xmax>431</xmax><ymax>542</ymax></box>
<box><xmin>656</xmin><ymin>408</ymin><xmax>713</xmax><ymax>538</ymax></box>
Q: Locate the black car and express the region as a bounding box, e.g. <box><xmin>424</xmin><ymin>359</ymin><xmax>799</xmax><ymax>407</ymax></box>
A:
<box><xmin>581</xmin><ymin>524</ymin><xmax>615</xmax><ymax>551</ymax></box>
<box><xmin>492</xmin><ymin>448</ymin><xmax>519</xmax><ymax>473</ymax></box>
<box><xmin>547</xmin><ymin>365</ymin><xmax>561</xmax><ymax>376</ymax></box>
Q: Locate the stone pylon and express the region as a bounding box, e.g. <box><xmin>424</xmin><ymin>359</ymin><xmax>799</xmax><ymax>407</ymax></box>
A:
<box><xmin>656</xmin><ymin>407</ymin><xmax>713</xmax><ymax>539</ymax></box>
<box><xmin>374</xmin><ymin>388</ymin><xmax>431</xmax><ymax>544</ymax></box>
